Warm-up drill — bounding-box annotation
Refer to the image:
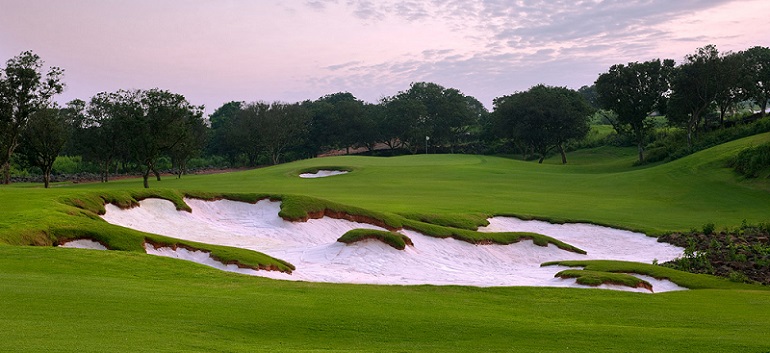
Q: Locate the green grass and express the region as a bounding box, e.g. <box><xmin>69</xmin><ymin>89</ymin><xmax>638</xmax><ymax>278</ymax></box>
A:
<box><xmin>2</xmin><ymin>246</ymin><xmax>770</xmax><ymax>352</ymax></box>
<box><xmin>2</xmin><ymin>133</ymin><xmax>770</xmax><ymax>351</ymax></box>
<box><xmin>29</xmin><ymin>132</ymin><xmax>767</xmax><ymax>235</ymax></box>
<box><xmin>554</xmin><ymin>269</ymin><xmax>652</xmax><ymax>291</ymax></box>
<box><xmin>338</xmin><ymin>228</ymin><xmax>413</xmax><ymax>250</ymax></box>
<box><xmin>542</xmin><ymin>260</ymin><xmax>758</xmax><ymax>290</ymax></box>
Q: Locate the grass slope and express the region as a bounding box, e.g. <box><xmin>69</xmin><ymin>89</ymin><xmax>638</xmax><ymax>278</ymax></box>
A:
<box><xmin>2</xmin><ymin>246</ymin><xmax>770</xmax><ymax>353</ymax></box>
<box><xmin>39</xmin><ymin>132</ymin><xmax>770</xmax><ymax>235</ymax></box>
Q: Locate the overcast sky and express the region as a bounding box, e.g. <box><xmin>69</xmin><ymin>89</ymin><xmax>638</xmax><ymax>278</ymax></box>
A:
<box><xmin>1</xmin><ymin>0</ymin><xmax>768</xmax><ymax>113</ymax></box>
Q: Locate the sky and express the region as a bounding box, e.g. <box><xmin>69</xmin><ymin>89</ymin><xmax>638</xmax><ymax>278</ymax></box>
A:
<box><xmin>1</xmin><ymin>0</ymin><xmax>768</xmax><ymax>114</ymax></box>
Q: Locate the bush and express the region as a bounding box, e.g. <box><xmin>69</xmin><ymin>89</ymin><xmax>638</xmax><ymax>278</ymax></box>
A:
<box><xmin>730</xmin><ymin>142</ymin><xmax>770</xmax><ymax>178</ymax></box>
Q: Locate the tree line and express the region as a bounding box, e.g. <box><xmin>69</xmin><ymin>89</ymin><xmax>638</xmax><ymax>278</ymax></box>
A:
<box><xmin>1</xmin><ymin>44</ymin><xmax>768</xmax><ymax>187</ymax></box>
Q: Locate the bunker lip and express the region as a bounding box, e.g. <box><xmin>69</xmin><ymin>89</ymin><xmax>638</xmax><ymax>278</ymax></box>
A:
<box><xmin>299</xmin><ymin>170</ymin><xmax>349</xmax><ymax>178</ymax></box>
<box><xmin>143</xmin><ymin>240</ymin><xmax>292</xmax><ymax>273</ymax></box>
<box><xmin>99</xmin><ymin>198</ymin><xmax>687</xmax><ymax>292</ymax></box>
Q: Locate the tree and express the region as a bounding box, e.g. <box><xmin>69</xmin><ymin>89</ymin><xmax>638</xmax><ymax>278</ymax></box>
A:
<box><xmin>577</xmin><ymin>85</ymin><xmax>600</xmax><ymax>109</ymax></box>
<box><xmin>380</xmin><ymin>93</ymin><xmax>423</xmax><ymax>152</ymax></box>
<box><xmin>595</xmin><ymin>58</ymin><xmax>674</xmax><ymax>162</ymax></box>
<box><xmin>207</xmin><ymin>101</ymin><xmax>244</xmax><ymax>164</ymax></box>
<box><xmin>493</xmin><ymin>85</ymin><xmax>593</xmax><ymax>164</ymax></box>
<box><xmin>131</xmin><ymin>89</ymin><xmax>203</xmax><ymax>188</ymax></box>
<box><xmin>71</xmin><ymin>91</ymin><xmax>134</xmax><ymax>182</ymax></box>
<box><xmin>19</xmin><ymin>106</ymin><xmax>70</xmax><ymax>188</ymax></box>
<box><xmin>258</xmin><ymin>102</ymin><xmax>309</xmax><ymax>165</ymax></box>
<box><xmin>169</xmin><ymin>105</ymin><xmax>207</xmax><ymax>177</ymax></box>
<box><xmin>380</xmin><ymin>82</ymin><xmax>479</xmax><ymax>153</ymax></box>
<box><xmin>308</xmin><ymin>92</ymin><xmax>365</xmax><ymax>155</ymax></box>
<box><xmin>668</xmin><ymin>45</ymin><xmax>721</xmax><ymax>147</ymax></box>
<box><xmin>741</xmin><ymin>46</ymin><xmax>770</xmax><ymax>116</ymax></box>
<box><xmin>713</xmin><ymin>51</ymin><xmax>745</xmax><ymax>126</ymax></box>
<box><xmin>0</xmin><ymin>51</ymin><xmax>64</xmax><ymax>184</ymax></box>
<box><xmin>234</xmin><ymin>101</ymin><xmax>269</xmax><ymax>166</ymax></box>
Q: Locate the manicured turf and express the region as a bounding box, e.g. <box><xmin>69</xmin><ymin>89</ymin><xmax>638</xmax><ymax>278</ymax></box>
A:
<box><xmin>1</xmin><ymin>133</ymin><xmax>769</xmax><ymax>352</ymax></box>
<box><xmin>2</xmin><ymin>246</ymin><xmax>770</xmax><ymax>353</ymax></box>
<box><xmin>36</xmin><ymin>131</ymin><xmax>770</xmax><ymax>234</ymax></box>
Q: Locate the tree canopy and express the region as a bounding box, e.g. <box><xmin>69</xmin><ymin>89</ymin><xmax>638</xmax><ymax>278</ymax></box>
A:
<box><xmin>0</xmin><ymin>51</ymin><xmax>64</xmax><ymax>184</ymax></box>
<box><xmin>493</xmin><ymin>85</ymin><xmax>593</xmax><ymax>164</ymax></box>
<box><xmin>595</xmin><ymin>58</ymin><xmax>674</xmax><ymax>162</ymax></box>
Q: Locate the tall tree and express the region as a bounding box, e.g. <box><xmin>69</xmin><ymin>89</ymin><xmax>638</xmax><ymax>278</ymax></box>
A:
<box><xmin>493</xmin><ymin>84</ymin><xmax>593</xmax><ymax>164</ymax></box>
<box><xmin>207</xmin><ymin>101</ymin><xmax>243</xmax><ymax>163</ymax></box>
<box><xmin>381</xmin><ymin>82</ymin><xmax>479</xmax><ymax>153</ymax></box>
<box><xmin>741</xmin><ymin>46</ymin><xmax>770</xmax><ymax>116</ymax></box>
<box><xmin>258</xmin><ymin>102</ymin><xmax>309</xmax><ymax>165</ymax></box>
<box><xmin>169</xmin><ymin>105</ymin><xmax>207</xmax><ymax>177</ymax></box>
<box><xmin>308</xmin><ymin>92</ymin><xmax>365</xmax><ymax>154</ymax></box>
<box><xmin>713</xmin><ymin>51</ymin><xmax>745</xmax><ymax>126</ymax></box>
<box><xmin>19</xmin><ymin>106</ymin><xmax>70</xmax><ymax>188</ymax></box>
<box><xmin>235</xmin><ymin>101</ymin><xmax>269</xmax><ymax>166</ymax></box>
<box><xmin>0</xmin><ymin>51</ymin><xmax>64</xmax><ymax>184</ymax></box>
<box><xmin>132</xmin><ymin>89</ymin><xmax>203</xmax><ymax>188</ymax></box>
<box><xmin>71</xmin><ymin>91</ymin><xmax>134</xmax><ymax>182</ymax></box>
<box><xmin>595</xmin><ymin>58</ymin><xmax>674</xmax><ymax>162</ymax></box>
<box><xmin>668</xmin><ymin>45</ymin><xmax>721</xmax><ymax>147</ymax></box>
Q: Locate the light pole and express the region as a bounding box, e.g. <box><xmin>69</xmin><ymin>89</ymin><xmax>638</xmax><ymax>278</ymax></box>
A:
<box><xmin>425</xmin><ymin>136</ymin><xmax>429</xmax><ymax>154</ymax></box>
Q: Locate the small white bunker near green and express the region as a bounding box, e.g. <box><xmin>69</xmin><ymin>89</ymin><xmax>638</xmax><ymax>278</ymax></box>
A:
<box><xmin>299</xmin><ymin>170</ymin><xmax>349</xmax><ymax>178</ymax></box>
<box><xmin>95</xmin><ymin>198</ymin><xmax>686</xmax><ymax>293</ymax></box>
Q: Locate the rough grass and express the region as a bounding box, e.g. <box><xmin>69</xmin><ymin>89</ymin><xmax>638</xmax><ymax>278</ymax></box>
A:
<box><xmin>398</xmin><ymin>212</ymin><xmax>490</xmax><ymax>230</ymax></box>
<box><xmin>338</xmin><ymin>229</ymin><xmax>413</xmax><ymax>250</ymax></box>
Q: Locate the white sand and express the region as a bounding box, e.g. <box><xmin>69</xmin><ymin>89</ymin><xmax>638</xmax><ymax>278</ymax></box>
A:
<box><xmin>59</xmin><ymin>239</ymin><xmax>108</xmax><ymax>250</ymax></box>
<box><xmin>299</xmin><ymin>170</ymin><xmax>349</xmax><ymax>178</ymax></box>
<box><xmin>101</xmin><ymin>198</ymin><xmax>687</xmax><ymax>292</ymax></box>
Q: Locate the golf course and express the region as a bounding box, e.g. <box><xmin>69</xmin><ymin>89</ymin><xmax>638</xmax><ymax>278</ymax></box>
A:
<box><xmin>1</xmin><ymin>131</ymin><xmax>769</xmax><ymax>352</ymax></box>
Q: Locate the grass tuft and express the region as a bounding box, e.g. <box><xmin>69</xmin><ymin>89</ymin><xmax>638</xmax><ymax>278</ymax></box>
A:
<box><xmin>555</xmin><ymin>269</ymin><xmax>652</xmax><ymax>291</ymax></box>
<box><xmin>338</xmin><ymin>229</ymin><xmax>413</xmax><ymax>250</ymax></box>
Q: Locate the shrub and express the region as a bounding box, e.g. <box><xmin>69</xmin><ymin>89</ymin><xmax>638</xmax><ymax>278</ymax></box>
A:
<box><xmin>730</xmin><ymin>142</ymin><xmax>770</xmax><ymax>178</ymax></box>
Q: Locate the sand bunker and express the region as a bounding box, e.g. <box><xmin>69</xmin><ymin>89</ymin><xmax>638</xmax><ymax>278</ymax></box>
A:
<box><xmin>299</xmin><ymin>170</ymin><xmax>349</xmax><ymax>178</ymax></box>
<box><xmin>101</xmin><ymin>198</ymin><xmax>686</xmax><ymax>292</ymax></box>
<box><xmin>59</xmin><ymin>239</ymin><xmax>108</xmax><ymax>250</ymax></box>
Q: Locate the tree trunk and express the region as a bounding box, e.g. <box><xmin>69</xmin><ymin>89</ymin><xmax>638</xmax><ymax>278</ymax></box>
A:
<box><xmin>719</xmin><ymin>106</ymin><xmax>727</xmax><ymax>128</ymax></box>
<box><xmin>143</xmin><ymin>169</ymin><xmax>150</xmax><ymax>189</ymax></box>
<box><xmin>637</xmin><ymin>141</ymin><xmax>644</xmax><ymax>162</ymax></box>
<box><xmin>1</xmin><ymin>161</ymin><xmax>10</xmax><ymax>185</ymax></box>
<box><xmin>558</xmin><ymin>144</ymin><xmax>567</xmax><ymax>164</ymax></box>
<box><xmin>153</xmin><ymin>168</ymin><xmax>161</xmax><ymax>181</ymax></box>
<box><xmin>43</xmin><ymin>164</ymin><xmax>52</xmax><ymax>188</ymax></box>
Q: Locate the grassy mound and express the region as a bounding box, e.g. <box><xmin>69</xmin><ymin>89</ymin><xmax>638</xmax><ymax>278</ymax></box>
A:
<box><xmin>554</xmin><ymin>269</ymin><xmax>652</xmax><ymax>291</ymax></box>
<box><xmin>541</xmin><ymin>260</ymin><xmax>765</xmax><ymax>290</ymax></box>
<box><xmin>338</xmin><ymin>229</ymin><xmax>413</xmax><ymax>250</ymax></box>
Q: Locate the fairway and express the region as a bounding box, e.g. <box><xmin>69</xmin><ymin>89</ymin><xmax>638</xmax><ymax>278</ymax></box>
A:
<box><xmin>53</xmin><ymin>131</ymin><xmax>770</xmax><ymax>234</ymax></box>
<box><xmin>1</xmin><ymin>133</ymin><xmax>770</xmax><ymax>352</ymax></box>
